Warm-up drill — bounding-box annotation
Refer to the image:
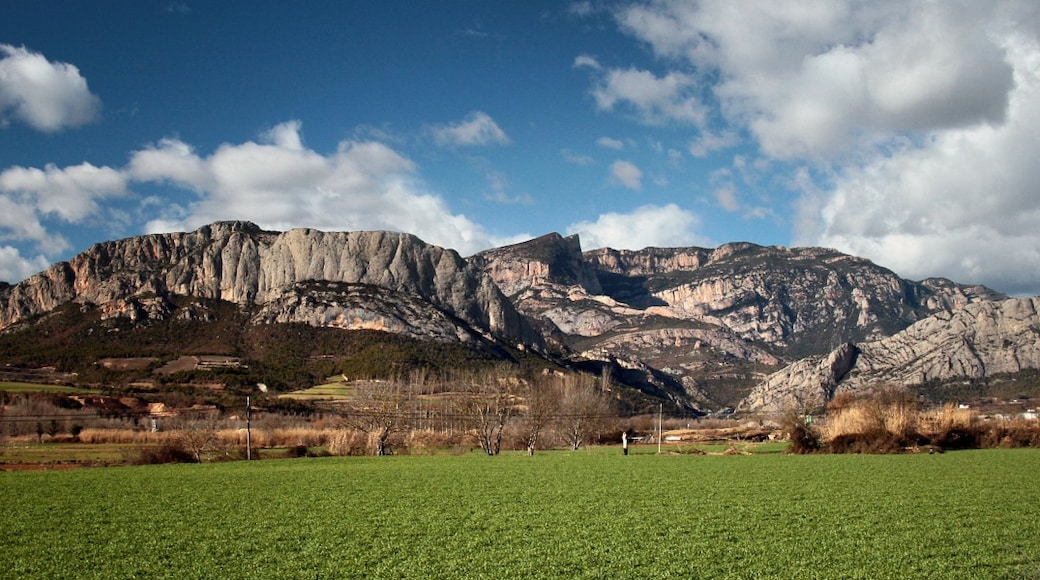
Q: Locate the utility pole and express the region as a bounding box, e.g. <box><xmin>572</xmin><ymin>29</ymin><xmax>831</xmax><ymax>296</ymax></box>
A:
<box><xmin>658</xmin><ymin>402</ymin><xmax>663</xmax><ymax>454</ymax></box>
<box><xmin>246</xmin><ymin>395</ymin><xmax>252</xmax><ymax>461</ymax></box>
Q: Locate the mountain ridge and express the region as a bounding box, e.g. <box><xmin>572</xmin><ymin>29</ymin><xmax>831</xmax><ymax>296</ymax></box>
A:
<box><xmin>1</xmin><ymin>221</ymin><xmax>1029</xmax><ymax>414</ymax></box>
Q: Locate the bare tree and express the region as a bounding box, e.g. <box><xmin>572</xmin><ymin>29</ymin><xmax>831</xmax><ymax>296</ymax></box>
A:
<box><xmin>556</xmin><ymin>372</ymin><xmax>614</xmax><ymax>451</ymax></box>
<box><xmin>456</xmin><ymin>368</ymin><xmax>518</xmax><ymax>456</ymax></box>
<box><xmin>173</xmin><ymin>412</ymin><xmax>222</xmax><ymax>463</ymax></box>
<box><xmin>335</xmin><ymin>378</ymin><xmax>411</xmax><ymax>456</ymax></box>
<box><xmin>517</xmin><ymin>374</ymin><xmax>560</xmax><ymax>455</ymax></box>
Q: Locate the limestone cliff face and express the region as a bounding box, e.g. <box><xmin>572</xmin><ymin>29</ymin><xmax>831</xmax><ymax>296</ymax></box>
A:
<box><xmin>586</xmin><ymin>243</ymin><xmax>1004</xmax><ymax>354</ymax></box>
<box><xmin>469</xmin><ymin>233</ymin><xmax>602</xmax><ymax>297</ymax></box>
<box><xmin>476</xmin><ymin>237</ymin><xmax>1005</xmax><ymax>410</ymax></box>
<box><xmin>741</xmin><ymin>298</ymin><xmax>1040</xmax><ymax>414</ymax></box>
<box><xmin>0</xmin><ymin>222</ymin><xmax>541</xmax><ymax>348</ymax></box>
<box><xmin>3</xmin><ymin>223</ymin><xmax>1023</xmax><ymax>413</ymax></box>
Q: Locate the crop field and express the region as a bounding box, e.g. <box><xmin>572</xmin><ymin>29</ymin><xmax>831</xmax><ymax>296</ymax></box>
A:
<box><xmin>2</xmin><ymin>448</ymin><xmax>1039</xmax><ymax>578</ymax></box>
<box><xmin>0</xmin><ymin>381</ymin><xmax>97</xmax><ymax>394</ymax></box>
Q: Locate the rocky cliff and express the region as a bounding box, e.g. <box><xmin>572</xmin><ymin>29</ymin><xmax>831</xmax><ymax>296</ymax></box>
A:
<box><xmin>0</xmin><ymin>221</ymin><xmax>542</xmax><ymax>349</ymax></box>
<box><xmin>473</xmin><ymin>236</ymin><xmax>1003</xmax><ymax>409</ymax></box>
<box><xmin>2</xmin><ymin>221</ymin><xmax>1026</xmax><ymax>413</ymax></box>
<box><xmin>585</xmin><ymin>243</ymin><xmax>1003</xmax><ymax>355</ymax></box>
<box><xmin>740</xmin><ymin>297</ymin><xmax>1040</xmax><ymax>414</ymax></box>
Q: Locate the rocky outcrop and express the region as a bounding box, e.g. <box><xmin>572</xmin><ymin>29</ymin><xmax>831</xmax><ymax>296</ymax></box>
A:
<box><xmin>741</xmin><ymin>298</ymin><xmax>1040</xmax><ymax>414</ymax></box>
<box><xmin>474</xmin><ymin>236</ymin><xmax>1003</xmax><ymax>409</ymax></box>
<box><xmin>738</xmin><ymin>343</ymin><xmax>859</xmax><ymax>414</ymax></box>
<box><xmin>0</xmin><ymin>222</ymin><xmax>542</xmax><ymax>349</ymax></box>
<box><xmin>1</xmin><ymin>222</ymin><xmax>1022</xmax><ymax>413</ymax></box>
<box><xmin>469</xmin><ymin>233</ymin><xmax>602</xmax><ymax>297</ymax></box>
<box><xmin>586</xmin><ymin>243</ymin><xmax>1005</xmax><ymax>354</ymax></box>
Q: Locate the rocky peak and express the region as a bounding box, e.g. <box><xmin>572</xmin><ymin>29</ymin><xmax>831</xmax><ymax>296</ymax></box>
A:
<box><xmin>469</xmin><ymin>232</ymin><xmax>602</xmax><ymax>296</ymax></box>
<box><xmin>0</xmin><ymin>223</ymin><xmax>542</xmax><ymax>350</ymax></box>
<box><xmin>740</xmin><ymin>297</ymin><xmax>1040</xmax><ymax>414</ymax></box>
<box><xmin>585</xmin><ymin>242</ymin><xmax>1005</xmax><ymax>354</ymax></box>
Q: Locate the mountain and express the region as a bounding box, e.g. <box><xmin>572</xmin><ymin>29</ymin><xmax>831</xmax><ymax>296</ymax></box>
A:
<box><xmin>0</xmin><ymin>221</ymin><xmax>1025</xmax><ymax>414</ymax></box>
<box><xmin>0</xmin><ymin>221</ymin><xmax>541</xmax><ymax>351</ymax></box>
<box><xmin>472</xmin><ymin>235</ymin><xmax>1004</xmax><ymax>409</ymax></box>
<box><xmin>739</xmin><ymin>297</ymin><xmax>1040</xmax><ymax>414</ymax></box>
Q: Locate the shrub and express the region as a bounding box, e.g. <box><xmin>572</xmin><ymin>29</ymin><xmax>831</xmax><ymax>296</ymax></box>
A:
<box><xmin>826</xmin><ymin>429</ymin><xmax>906</xmax><ymax>454</ymax></box>
<box><xmin>327</xmin><ymin>429</ymin><xmax>368</xmax><ymax>456</ymax></box>
<box><xmin>782</xmin><ymin>414</ymin><xmax>821</xmax><ymax>454</ymax></box>
<box><xmin>135</xmin><ymin>440</ymin><xmax>196</xmax><ymax>464</ymax></box>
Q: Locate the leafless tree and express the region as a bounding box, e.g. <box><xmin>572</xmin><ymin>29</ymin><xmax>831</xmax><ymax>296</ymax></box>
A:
<box><xmin>173</xmin><ymin>412</ymin><xmax>222</xmax><ymax>462</ymax></box>
<box><xmin>517</xmin><ymin>374</ymin><xmax>561</xmax><ymax>455</ymax></box>
<box><xmin>455</xmin><ymin>368</ymin><xmax>519</xmax><ymax>456</ymax></box>
<box><xmin>334</xmin><ymin>378</ymin><xmax>412</xmax><ymax>456</ymax></box>
<box><xmin>556</xmin><ymin>372</ymin><xmax>614</xmax><ymax>450</ymax></box>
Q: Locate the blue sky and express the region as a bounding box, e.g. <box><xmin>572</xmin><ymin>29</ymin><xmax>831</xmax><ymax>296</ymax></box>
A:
<box><xmin>2</xmin><ymin>1</ymin><xmax>1040</xmax><ymax>296</ymax></box>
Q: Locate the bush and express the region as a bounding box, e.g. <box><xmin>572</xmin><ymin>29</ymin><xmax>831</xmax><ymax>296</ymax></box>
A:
<box><xmin>327</xmin><ymin>429</ymin><xmax>368</xmax><ymax>456</ymax></box>
<box><xmin>782</xmin><ymin>414</ymin><xmax>821</xmax><ymax>454</ymax></box>
<box><xmin>135</xmin><ymin>441</ymin><xmax>196</xmax><ymax>464</ymax></box>
<box><xmin>826</xmin><ymin>429</ymin><xmax>906</xmax><ymax>454</ymax></box>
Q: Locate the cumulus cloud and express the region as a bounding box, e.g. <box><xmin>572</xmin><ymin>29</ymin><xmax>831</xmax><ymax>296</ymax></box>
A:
<box><xmin>615</xmin><ymin>1</ymin><xmax>1014</xmax><ymax>159</ymax></box>
<box><xmin>566</xmin><ymin>203</ymin><xmax>710</xmax><ymax>250</ymax></box>
<box><xmin>0</xmin><ymin>44</ymin><xmax>101</xmax><ymax>132</ymax></box>
<box><xmin>802</xmin><ymin>42</ymin><xmax>1040</xmax><ymax>295</ymax></box>
<box><xmin>0</xmin><ymin>246</ymin><xmax>50</xmax><ymax>283</ymax></box>
<box><xmin>590</xmin><ymin>67</ymin><xmax>706</xmax><ymax>126</ymax></box>
<box><xmin>601</xmin><ymin>0</ymin><xmax>1040</xmax><ymax>295</ymax></box>
<box><xmin>429</xmin><ymin>111</ymin><xmax>510</xmax><ymax>147</ymax></box>
<box><xmin>134</xmin><ymin>121</ymin><xmax>498</xmax><ymax>255</ymax></box>
<box><xmin>0</xmin><ymin>162</ymin><xmax>127</xmax><ymax>253</ymax></box>
<box><xmin>609</xmin><ymin>160</ymin><xmax>643</xmax><ymax>190</ymax></box>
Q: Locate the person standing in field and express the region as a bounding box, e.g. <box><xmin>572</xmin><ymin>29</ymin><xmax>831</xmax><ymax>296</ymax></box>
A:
<box><xmin>622</xmin><ymin>430</ymin><xmax>628</xmax><ymax>455</ymax></box>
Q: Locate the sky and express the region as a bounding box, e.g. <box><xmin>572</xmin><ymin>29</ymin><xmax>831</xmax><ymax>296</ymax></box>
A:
<box><xmin>1</xmin><ymin>1</ymin><xmax>1040</xmax><ymax>296</ymax></box>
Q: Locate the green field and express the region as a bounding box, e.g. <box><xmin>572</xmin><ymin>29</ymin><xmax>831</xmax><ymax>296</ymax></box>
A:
<box><xmin>2</xmin><ymin>448</ymin><xmax>1039</xmax><ymax>578</ymax></box>
<box><xmin>0</xmin><ymin>381</ymin><xmax>98</xmax><ymax>394</ymax></box>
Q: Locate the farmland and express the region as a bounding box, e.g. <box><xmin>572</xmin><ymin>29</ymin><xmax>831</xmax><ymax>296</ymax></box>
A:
<box><xmin>2</xmin><ymin>448</ymin><xmax>1039</xmax><ymax>578</ymax></box>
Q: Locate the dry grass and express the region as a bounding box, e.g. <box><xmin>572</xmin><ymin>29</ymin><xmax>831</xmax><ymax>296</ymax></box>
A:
<box><xmin>802</xmin><ymin>390</ymin><xmax>1040</xmax><ymax>454</ymax></box>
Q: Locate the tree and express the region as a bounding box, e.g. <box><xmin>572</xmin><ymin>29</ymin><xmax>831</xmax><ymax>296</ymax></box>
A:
<box><xmin>456</xmin><ymin>368</ymin><xmax>518</xmax><ymax>456</ymax></box>
<box><xmin>556</xmin><ymin>372</ymin><xmax>614</xmax><ymax>451</ymax></box>
<box><xmin>517</xmin><ymin>374</ymin><xmax>561</xmax><ymax>455</ymax></box>
<box><xmin>173</xmin><ymin>412</ymin><xmax>221</xmax><ymax>463</ymax></box>
<box><xmin>336</xmin><ymin>378</ymin><xmax>412</xmax><ymax>456</ymax></box>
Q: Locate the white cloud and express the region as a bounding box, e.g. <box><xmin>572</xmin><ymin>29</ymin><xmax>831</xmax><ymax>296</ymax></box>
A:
<box><xmin>603</xmin><ymin>0</ymin><xmax>1040</xmax><ymax>295</ymax></box>
<box><xmin>689</xmin><ymin>129</ymin><xmax>740</xmax><ymax>158</ymax></box>
<box><xmin>615</xmin><ymin>1</ymin><xmax>1015</xmax><ymax>159</ymax></box>
<box><xmin>566</xmin><ymin>203</ymin><xmax>710</xmax><ymax>250</ymax></box>
<box><xmin>793</xmin><ymin>28</ymin><xmax>1040</xmax><ymax>295</ymax></box>
<box><xmin>0</xmin><ymin>246</ymin><xmax>50</xmax><ymax>283</ymax></box>
<box><xmin>573</xmin><ymin>54</ymin><xmax>601</xmax><ymax>70</ymax></box>
<box><xmin>429</xmin><ymin>111</ymin><xmax>510</xmax><ymax>147</ymax></box>
<box><xmin>0</xmin><ymin>44</ymin><xmax>101</xmax><ymax>132</ymax></box>
<box><xmin>609</xmin><ymin>160</ymin><xmax>642</xmax><ymax>190</ymax></box>
<box><xmin>561</xmin><ymin>149</ymin><xmax>594</xmax><ymax>166</ymax></box>
<box><xmin>713</xmin><ymin>183</ymin><xmax>740</xmax><ymax>212</ymax></box>
<box><xmin>591</xmin><ymin>67</ymin><xmax>706</xmax><ymax>126</ymax></box>
<box><xmin>135</xmin><ymin>121</ymin><xmax>498</xmax><ymax>255</ymax></box>
<box><xmin>0</xmin><ymin>162</ymin><xmax>127</xmax><ymax>253</ymax></box>
<box><xmin>596</xmin><ymin>136</ymin><xmax>624</xmax><ymax>150</ymax></box>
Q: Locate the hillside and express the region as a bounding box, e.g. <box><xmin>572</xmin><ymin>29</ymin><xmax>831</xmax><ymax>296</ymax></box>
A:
<box><xmin>740</xmin><ymin>297</ymin><xmax>1040</xmax><ymax>414</ymax></box>
<box><xmin>473</xmin><ymin>233</ymin><xmax>1004</xmax><ymax>409</ymax></box>
<box><xmin>1</xmin><ymin>221</ymin><xmax>1033</xmax><ymax>414</ymax></box>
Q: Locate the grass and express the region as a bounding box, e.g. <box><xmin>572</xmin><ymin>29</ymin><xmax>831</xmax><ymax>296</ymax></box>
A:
<box><xmin>0</xmin><ymin>381</ymin><xmax>98</xmax><ymax>394</ymax></box>
<box><xmin>0</xmin><ymin>442</ymin><xmax>139</xmax><ymax>466</ymax></box>
<box><xmin>278</xmin><ymin>381</ymin><xmax>355</xmax><ymax>400</ymax></box>
<box><xmin>2</xmin><ymin>449</ymin><xmax>1039</xmax><ymax>578</ymax></box>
